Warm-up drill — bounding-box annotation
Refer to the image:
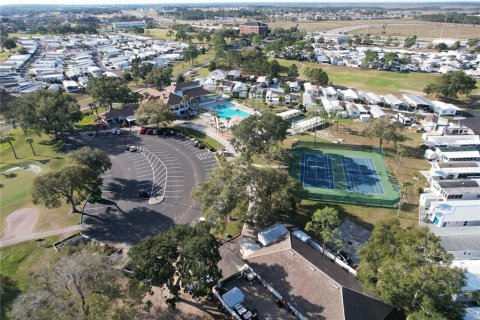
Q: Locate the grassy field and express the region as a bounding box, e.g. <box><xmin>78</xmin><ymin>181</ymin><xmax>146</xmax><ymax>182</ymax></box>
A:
<box><xmin>0</xmin><ymin>130</ymin><xmax>79</xmax><ymax>236</ymax></box>
<box><xmin>172</xmin><ymin>50</ymin><xmax>215</xmax><ymax>76</ymax></box>
<box><xmin>0</xmin><ymin>235</ymin><xmax>65</xmax><ymax>318</ymax></box>
<box><xmin>266</xmin><ymin>18</ymin><xmax>480</xmax><ymax>39</ymax></box>
<box><xmin>147</xmin><ymin>28</ymin><xmax>171</xmax><ymax>40</ymax></box>
<box><xmin>274</xmin><ymin>58</ymin><xmax>480</xmax><ymax>96</ymax></box>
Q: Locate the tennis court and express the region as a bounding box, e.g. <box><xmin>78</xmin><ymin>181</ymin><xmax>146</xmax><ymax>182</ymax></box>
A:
<box><xmin>290</xmin><ymin>141</ymin><xmax>400</xmax><ymax>207</ymax></box>
<box><xmin>342</xmin><ymin>157</ymin><xmax>384</xmax><ymax>194</ymax></box>
<box><xmin>301</xmin><ymin>153</ymin><xmax>334</xmax><ymax>189</ymax></box>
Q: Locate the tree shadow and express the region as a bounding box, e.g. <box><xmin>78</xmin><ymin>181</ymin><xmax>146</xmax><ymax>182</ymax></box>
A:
<box><xmin>0</xmin><ymin>275</ymin><xmax>21</xmax><ymax>319</ymax></box>
<box><xmin>82</xmin><ymin>205</ymin><xmax>175</xmax><ymax>246</ymax></box>
<box><xmin>1</xmin><ymin>172</ymin><xmax>17</xmax><ymax>179</ymax></box>
<box><xmin>36</xmin><ymin>159</ymin><xmax>51</xmax><ymax>165</ymax></box>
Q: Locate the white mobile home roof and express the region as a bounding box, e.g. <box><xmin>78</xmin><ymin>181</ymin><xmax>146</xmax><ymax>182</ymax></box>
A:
<box><xmin>451</xmin><ymin>260</ymin><xmax>480</xmax><ymax>291</ymax></box>
<box><xmin>439</xmin><ymin>150</ymin><xmax>480</xmax><ymax>159</ymax></box>
<box><xmin>383</xmin><ymin>94</ymin><xmax>404</xmax><ymax>106</ymax></box>
<box><xmin>341</xmin><ymin>88</ymin><xmax>358</xmax><ymax>100</ymax></box>
<box><xmin>431</xmin><ymin>100</ymin><xmax>462</xmax><ymax>113</ymax></box>
<box><xmin>402</xmin><ymin>93</ymin><xmax>433</xmax><ymax>107</ymax></box>
<box><xmin>355</xmin><ymin>104</ymin><xmax>368</xmax><ymax>113</ymax></box>
<box><xmin>429</xmin><ymin>200</ymin><xmax>480</xmax><ymax>224</ymax></box>
<box><xmin>361</xmin><ymin>92</ymin><xmax>383</xmax><ymax>105</ymax></box>
<box><xmin>425</xmin><ymin>135</ymin><xmax>480</xmax><ymax>147</ymax></box>
<box><xmin>277</xmin><ymin>109</ymin><xmax>300</xmax><ymax>120</ymax></box>
<box><xmin>370</xmin><ymin>105</ymin><xmax>386</xmax><ymax>118</ymax></box>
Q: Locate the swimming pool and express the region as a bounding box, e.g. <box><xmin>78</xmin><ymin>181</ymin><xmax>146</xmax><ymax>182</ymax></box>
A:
<box><xmin>211</xmin><ymin>103</ymin><xmax>250</xmax><ymax>120</ymax></box>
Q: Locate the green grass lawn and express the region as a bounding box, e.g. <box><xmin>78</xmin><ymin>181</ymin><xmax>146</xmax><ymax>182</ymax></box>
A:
<box><xmin>0</xmin><ymin>48</ymin><xmax>19</xmax><ymax>63</ymax></box>
<box><xmin>75</xmin><ymin>114</ymin><xmax>98</xmax><ymax>132</ymax></box>
<box><xmin>0</xmin><ymin>236</ymin><xmax>63</xmax><ymax>319</ymax></box>
<box><xmin>0</xmin><ymin>130</ymin><xmax>79</xmax><ymax>236</ymax></box>
<box><xmin>175</xmin><ymin>126</ymin><xmax>223</xmax><ymax>151</ymax></box>
<box><xmin>274</xmin><ymin>58</ymin><xmax>480</xmax><ymax>96</ymax></box>
<box><xmin>146</xmin><ymin>28</ymin><xmax>171</xmax><ymax>40</ymax></box>
<box><xmin>172</xmin><ymin>50</ymin><xmax>215</xmax><ymax>76</ymax></box>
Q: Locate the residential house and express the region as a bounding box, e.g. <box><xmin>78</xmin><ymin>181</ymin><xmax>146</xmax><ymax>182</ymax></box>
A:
<box><xmin>428</xmin><ymin>162</ymin><xmax>480</xmax><ymax>183</ymax></box>
<box><xmin>227</xmin><ymin>70</ymin><xmax>242</xmax><ymax>80</ymax></box>
<box><xmin>431</xmin><ymin>100</ymin><xmax>463</xmax><ymax>116</ymax></box>
<box><xmin>208</xmin><ymin>69</ymin><xmax>228</xmax><ymax>81</ymax></box>
<box><xmin>369</xmin><ymin>105</ymin><xmax>386</xmax><ymax>119</ymax></box>
<box><xmin>426</xmin><ymin>200</ymin><xmax>480</xmax><ymax>228</ymax></box>
<box><xmin>383</xmin><ymin>94</ymin><xmax>407</xmax><ymax>110</ymax></box>
<box><xmin>322</xmin><ymin>86</ymin><xmax>338</xmax><ymax>100</ymax></box>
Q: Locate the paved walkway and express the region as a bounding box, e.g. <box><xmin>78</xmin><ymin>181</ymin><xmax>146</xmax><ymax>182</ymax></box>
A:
<box><xmin>0</xmin><ymin>225</ymin><xmax>82</xmax><ymax>248</ymax></box>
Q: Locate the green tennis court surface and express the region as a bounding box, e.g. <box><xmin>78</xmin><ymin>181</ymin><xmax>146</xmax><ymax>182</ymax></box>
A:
<box><xmin>290</xmin><ymin>141</ymin><xmax>400</xmax><ymax>207</ymax></box>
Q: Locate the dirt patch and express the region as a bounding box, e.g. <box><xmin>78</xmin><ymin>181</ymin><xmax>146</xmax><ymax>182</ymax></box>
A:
<box><xmin>4</xmin><ymin>164</ymin><xmax>43</xmax><ymax>174</ymax></box>
<box><xmin>1</xmin><ymin>208</ymin><xmax>38</xmax><ymax>241</ymax></box>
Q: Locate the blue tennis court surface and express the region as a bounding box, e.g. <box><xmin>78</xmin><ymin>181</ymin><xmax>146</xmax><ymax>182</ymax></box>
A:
<box><xmin>341</xmin><ymin>156</ymin><xmax>384</xmax><ymax>194</ymax></box>
<box><xmin>300</xmin><ymin>154</ymin><xmax>334</xmax><ymax>189</ymax></box>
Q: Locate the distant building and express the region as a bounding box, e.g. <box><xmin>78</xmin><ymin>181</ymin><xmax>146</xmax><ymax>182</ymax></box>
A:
<box><xmin>239</xmin><ymin>21</ymin><xmax>269</xmax><ymax>36</ymax></box>
<box><xmin>113</xmin><ymin>20</ymin><xmax>146</xmax><ymax>29</ymax></box>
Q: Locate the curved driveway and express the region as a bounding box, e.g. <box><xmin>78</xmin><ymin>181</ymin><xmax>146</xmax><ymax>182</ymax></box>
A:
<box><xmin>81</xmin><ymin>132</ymin><xmax>217</xmax><ymax>246</ymax></box>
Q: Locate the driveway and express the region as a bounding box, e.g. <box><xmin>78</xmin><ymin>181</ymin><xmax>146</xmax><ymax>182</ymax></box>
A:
<box><xmin>80</xmin><ymin>131</ymin><xmax>217</xmax><ymax>246</ymax></box>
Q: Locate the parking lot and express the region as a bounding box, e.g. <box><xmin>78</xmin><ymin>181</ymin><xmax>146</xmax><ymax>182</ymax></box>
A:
<box><xmin>80</xmin><ymin>130</ymin><xmax>218</xmax><ymax>246</ymax></box>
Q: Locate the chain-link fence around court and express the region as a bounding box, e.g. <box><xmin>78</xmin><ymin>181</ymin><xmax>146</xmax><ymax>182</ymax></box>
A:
<box><xmin>290</xmin><ymin>140</ymin><xmax>400</xmax><ymax>208</ymax></box>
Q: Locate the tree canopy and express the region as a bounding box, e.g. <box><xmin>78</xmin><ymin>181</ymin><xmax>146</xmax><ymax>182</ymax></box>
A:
<box><xmin>231</xmin><ymin>113</ymin><xmax>291</xmax><ymax>158</ymax></box>
<box><xmin>3</xmin><ymin>90</ymin><xmax>81</xmax><ymax>138</ymax></box>
<box><xmin>192</xmin><ymin>162</ymin><xmax>305</xmax><ymax>225</ymax></box>
<box><xmin>70</xmin><ymin>146</ymin><xmax>112</xmax><ymax>175</ymax></box>
<box><xmin>304</xmin><ymin>67</ymin><xmax>329</xmax><ymax>86</ymax></box>
<box><xmin>128</xmin><ymin>223</ymin><xmax>221</xmax><ymax>308</ymax></box>
<box><xmin>362</xmin><ymin>118</ymin><xmax>405</xmax><ymax>148</ymax></box>
<box><xmin>182</xmin><ymin>44</ymin><xmax>199</xmax><ymax>66</ymax></box>
<box><xmin>145</xmin><ymin>66</ymin><xmax>173</xmax><ymax>89</ymax></box>
<box><xmin>358</xmin><ymin>219</ymin><xmax>466</xmax><ymax>320</ymax></box>
<box><xmin>305</xmin><ymin>207</ymin><xmax>342</xmax><ymax>251</ymax></box>
<box><xmin>424</xmin><ymin>71</ymin><xmax>478</xmax><ymax>99</ymax></box>
<box><xmin>88</xmin><ymin>76</ymin><xmax>138</xmax><ymax>109</ymax></box>
<box><xmin>10</xmin><ymin>247</ymin><xmax>157</xmax><ymax>320</ymax></box>
<box><xmin>32</xmin><ymin>163</ymin><xmax>101</xmax><ymax>213</ymax></box>
<box><xmin>287</xmin><ymin>63</ymin><xmax>299</xmax><ymax>79</ymax></box>
<box><xmin>32</xmin><ymin>147</ymin><xmax>109</xmax><ymax>213</ymax></box>
<box><xmin>134</xmin><ymin>100</ymin><xmax>176</xmax><ymax>129</ymax></box>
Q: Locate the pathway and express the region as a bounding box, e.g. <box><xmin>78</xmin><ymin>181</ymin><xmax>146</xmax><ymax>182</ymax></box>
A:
<box><xmin>0</xmin><ymin>224</ymin><xmax>82</xmax><ymax>248</ymax></box>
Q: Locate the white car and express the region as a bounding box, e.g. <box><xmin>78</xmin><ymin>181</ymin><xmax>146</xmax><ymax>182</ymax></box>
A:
<box><xmin>112</xmin><ymin>129</ymin><xmax>121</xmax><ymax>135</ymax></box>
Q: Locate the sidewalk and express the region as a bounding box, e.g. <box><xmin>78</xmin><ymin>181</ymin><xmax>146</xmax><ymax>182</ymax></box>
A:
<box><xmin>0</xmin><ymin>225</ymin><xmax>82</xmax><ymax>248</ymax></box>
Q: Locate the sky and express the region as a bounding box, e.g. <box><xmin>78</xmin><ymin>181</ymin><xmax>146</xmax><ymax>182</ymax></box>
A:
<box><xmin>3</xmin><ymin>0</ymin><xmax>480</xmax><ymax>5</ymax></box>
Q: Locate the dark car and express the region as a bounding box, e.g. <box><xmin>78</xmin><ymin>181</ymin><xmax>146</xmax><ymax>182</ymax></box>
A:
<box><xmin>146</xmin><ymin>129</ymin><xmax>153</xmax><ymax>135</ymax></box>
<box><xmin>197</xmin><ymin>143</ymin><xmax>206</xmax><ymax>149</ymax></box>
<box><xmin>139</xmin><ymin>189</ymin><xmax>150</xmax><ymax>198</ymax></box>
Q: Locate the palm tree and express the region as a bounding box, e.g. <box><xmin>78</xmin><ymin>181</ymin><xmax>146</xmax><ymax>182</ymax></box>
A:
<box><xmin>213</xmin><ymin>114</ymin><xmax>219</xmax><ymax>131</ymax></box>
<box><xmin>26</xmin><ymin>138</ymin><xmax>35</xmax><ymax>156</ymax></box>
<box><xmin>1</xmin><ymin>135</ymin><xmax>18</xmax><ymax>159</ymax></box>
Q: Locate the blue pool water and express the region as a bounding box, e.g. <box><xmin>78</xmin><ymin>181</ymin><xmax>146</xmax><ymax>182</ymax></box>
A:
<box><xmin>211</xmin><ymin>103</ymin><xmax>250</xmax><ymax>120</ymax></box>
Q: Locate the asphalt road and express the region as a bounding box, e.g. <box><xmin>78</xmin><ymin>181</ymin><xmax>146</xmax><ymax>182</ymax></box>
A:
<box><xmin>80</xmin><ymin>131</ymin><xmax>217</xmax><ymax>246</ymax></box>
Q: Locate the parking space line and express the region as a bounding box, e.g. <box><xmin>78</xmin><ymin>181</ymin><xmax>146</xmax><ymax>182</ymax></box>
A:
<box><xmin>137</xmin><ymin>174</ymin><xmax>152</xmax><ymax>178</ymax></box>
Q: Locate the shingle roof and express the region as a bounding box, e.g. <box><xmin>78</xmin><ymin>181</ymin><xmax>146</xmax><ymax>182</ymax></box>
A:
<box><xmin>246</xmin><ymin>234</ymin><xmax>394</xmax><ymax>320</ymax></box>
